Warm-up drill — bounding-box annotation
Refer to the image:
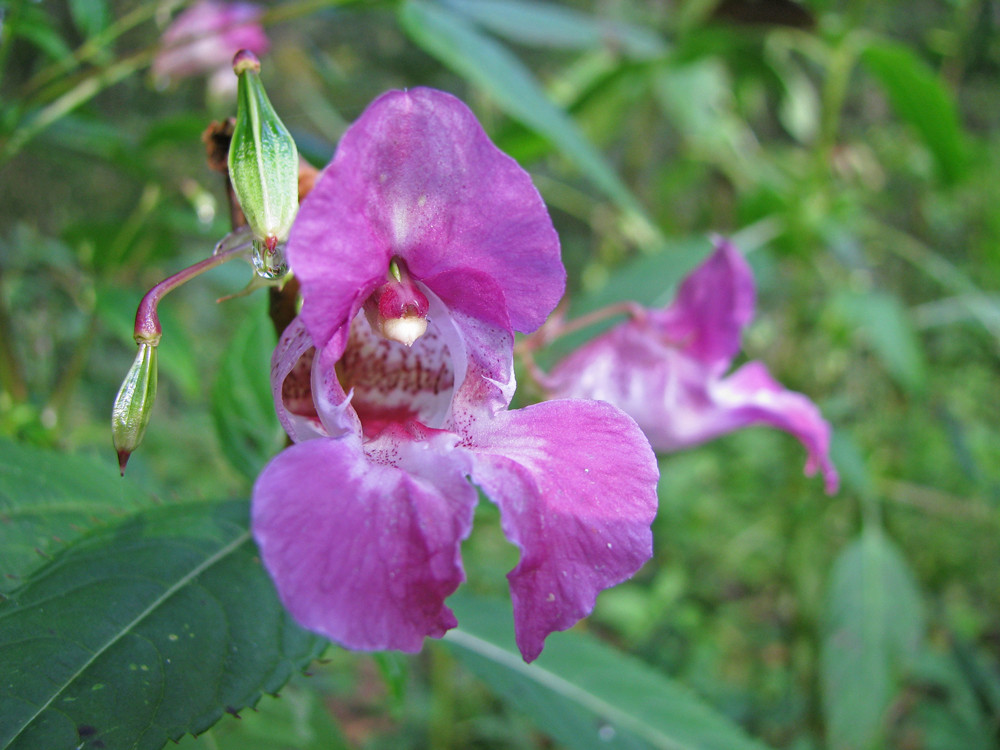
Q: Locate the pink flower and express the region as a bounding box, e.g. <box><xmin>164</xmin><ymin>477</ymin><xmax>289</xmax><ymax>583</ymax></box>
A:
<box><xmin>152</xmin><ymin>1</ymin><xmax>269</xmax><ymax>85</ymax></box>
<box><xmin>545</xmin><ymin>241</ymin><xmax>839</xmax><ymax>494</ymax></box>
<box><xmin>251</xmin><ymin>88</ymin><xmax>659</xmax><ymax>662</ymax></box>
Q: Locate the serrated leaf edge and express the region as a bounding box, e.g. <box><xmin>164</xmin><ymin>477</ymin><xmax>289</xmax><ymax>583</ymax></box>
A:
<box><xmin>3</xmin><ymin>529</ymin><xmax>251</xmax><ymax>748</ymax></box>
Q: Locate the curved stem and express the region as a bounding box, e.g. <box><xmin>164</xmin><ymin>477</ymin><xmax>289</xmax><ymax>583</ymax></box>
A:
<box><xmin>516</xmin><ymin>301</ymin><xmax>643</xmax><ymax>356</ymax></box>
<box><xmin>133</xmin><ymin>231</ymin><xmax>251</xmax><ymax>344</ymax></box>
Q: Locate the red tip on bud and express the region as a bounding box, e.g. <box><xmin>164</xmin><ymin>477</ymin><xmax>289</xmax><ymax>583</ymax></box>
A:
<box><xmin>265</xmin><ymin>234</ymin><xmax>278</xmax><ymax>251</ymax></box>
<box><xmin>233</xmin><ymin>49</ymin><xmax>261</xmax><ymax>76</ymax></box>
<box><xmin>118</xmin><ymin>449</ymin><xmax>131</xmax><ymax>476</ymax></box>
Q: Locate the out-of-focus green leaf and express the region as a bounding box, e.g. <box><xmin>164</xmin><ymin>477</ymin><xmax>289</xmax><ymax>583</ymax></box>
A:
<box><xmin>539</xmin><ymin>236</ymin><xmax>714</xmax><ymax>364</ymax></box>
<box><xmin>861</xmin><ymin>40</ymin><xmax>968</xmax><ymax>184</ymax></box>
<box><xmin>211</xmin><ymin>303</ymin><xmax>284</xmax><ymax>480</ymax></box>
<box><xmin>398</xmin><ymin>0</ymin><xmax>651</xmax><ymax>224</ymax></box>
<box><xmin>175</xmin><ymin>682</ymin><xmax>349</xmax><ymax>750</ymax></box>
<box><xmin>900</xmin><ymin>646</ymin><xmax>997</xmax><ymax>750</ymax></box>
<box><xmin>7</xmin><ymin>4</ymin><xmax>73</xmax><ymax>62</ymax></box>
<box><xmin>445</xmin><ymin>594</ymin><xmax>773</xmax><ymax>750</ymax></box>
<box><xmin>443</xmin><ymin>0</ymin><xmax>666</xmax><ymax>58</ymax></box>
<box><xmin>69</xmin><ymin>0</ymin><xmax>109</xmax><ymax>39</ymax></box>
<box><xmin>821</xmin><ymin>527</ymin><xmax>926</xmax><ymax>750</ymax></box>
<box><xmin>575</xmin><ymin>236</ymin><xmax>715</xmax><ymax>315</ymax></box>
<box><xmin>835</xmin><ymin>289</ymin><xmax>928</xmax><ymax>394</ymax></box>
<box><xmin>0</xmin><ymin>499</ymin><xmax>325</xmax><ymax>750</ymax></box>
<box><xmin>0</xmin><ymin>439</ymin><xmax>150</xmax><ymax>593</ymax></box>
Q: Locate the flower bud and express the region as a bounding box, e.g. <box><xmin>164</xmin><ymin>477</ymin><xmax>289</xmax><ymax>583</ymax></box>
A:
<box><xmin>364</xmin><ymin>268</ymin><xmax>430</xmax><ymax>347</ymax></box>
<box><xmin>228</xmin><ymin>49</ymin><xmax>298</xmax><ymax>278</ymax></box>
<box><xmin>111</xmin><ymin>343</ymin><xmax>158</xmax><ymax>475</ymax></box>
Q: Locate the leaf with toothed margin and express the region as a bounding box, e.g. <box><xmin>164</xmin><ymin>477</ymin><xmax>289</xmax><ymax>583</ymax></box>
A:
<box><xmin>0</xmin><ymin>439</ymin><xmax>153</xmax><ymax>594</ymax></box>
<box><xmin>0</xmin><ymin>498</ymin><xmax>327</xmax><ymax>750</ymax></box>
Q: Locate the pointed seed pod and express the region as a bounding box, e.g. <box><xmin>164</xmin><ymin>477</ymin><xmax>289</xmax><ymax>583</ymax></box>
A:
<box><xmin>111</xmin><ymin>343</ymin><xmax>158</xmax><ymax>475</ymax></box>
<box><xmin>228</xmin><ymin>49</ymin><xmax>298</xmax><ymax>277</ymax></box>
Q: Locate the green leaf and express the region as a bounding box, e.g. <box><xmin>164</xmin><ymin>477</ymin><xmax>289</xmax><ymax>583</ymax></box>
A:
<box><xmin>0</xmin><ymin>499</ymin><xmax>325</xmax><ymax>750</ymax></box>
<box><xmin>8</xmin><ymin>4</ymin><xmax>73</xmax><ymax>62</ymax></box>
<box><xmin>444</xmin><ymin>594</ymin><xmax>773</xmax><ymax>750</ymax></box>
<box><xmin>175</xmin><ymin>681</ymin><xmax>349</xmax><ymax>750</ymax></box>
<box><xmin>0</xmin><ymin>439</ymin><xmax>150</xmax><ymax>593</ymax></box>
<box><xmin>443</xmin><ymin>0</ymin><xmax>666</xmax><ymax>58</ymax></box>
<box><xmin>398</xmin><ymin>0</ymin><xmax>651</xmax><ymax>225</ymax></box>
<box><xmin>861</xmin><ymin>40</ymin><xmax>968</xmax><ymax>185</ymax></box>
<box><xmin>211</xmin><ymin>304</ymin><xmax>284</xmax><ymax>480</ymax></box>
<box><xmin>835</xmin><ymin>290</ymin><xmax>928</xmax><ymax>394</ymax></box>
<box><xmin>68</xmin><ymin>0</ymin><xmax>109</xmax><ymax>38</ymax></box>
<box><xmin>821</xmin><ymin>527</ymin><xmax>926</xmax><ymax>750</ymax></box>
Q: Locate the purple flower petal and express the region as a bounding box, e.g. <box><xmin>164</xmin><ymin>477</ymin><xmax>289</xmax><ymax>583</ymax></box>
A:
<box><xmin>467</xmin><ymin>400</ymin><xmax>659</xmax><ymax>662</ymax></box>
<box><xmin>270</xmin><ymin>317</ymin><xmax>328</xmax><ymax>442</ymax></box>
<box><xmin>252</xmin><ymin>428</ymin><xmax>478</xmax><ymax>652</ymax></box>
<box><xmin>547</xmin><ymin>240</ymin><xmax>838</xmax><ymax>493</ymax></box>
<box><xmin>712</xmin><ymin>361</ymin><xmax>839</xmax><ymax>493</ymax></box>
<box><xmin>288</xmin><ymin>88</ymin><xmax>565</xmax><ymax>350</ymax></box>
<box><xmin>153</xmin><ymin>1</ymin><xmax>269</xmax><ymax>81</ymax></box>
<box><xmin>649</xmin><ymin>240</ymin><xmax>755</xmax><ymax>372</ymax></box>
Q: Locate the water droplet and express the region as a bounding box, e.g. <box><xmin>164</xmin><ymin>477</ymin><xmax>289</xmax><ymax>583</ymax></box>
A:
<box><xmin>251</xmin><ymin>237</ymin><xmax>288</xmax><ymax>279</ymax></box>
<box><xmin>597</xmin><ymin>723</ymin><xmax>616</xmax><ymax>741</ymax></box>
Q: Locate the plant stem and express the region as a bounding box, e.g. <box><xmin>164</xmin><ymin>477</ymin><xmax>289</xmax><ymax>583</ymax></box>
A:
<box><xmin>0</xmin><ymin>267</ymin><xmax>28</xmax><ymax>402</ymax></box>
<box><xmin>0</xmin><ymin>49</ymin><xmax>154</xmax><ymax>168</ymax></box>
<box><xmin>133</xmin><ymin>232</ymin><xmax>251</xmax><ymax>345</ymax></box>
<box><xmin>20</xmin><ymin>0</ymin><xmax>189</xmax><ymax>97</ymax></box>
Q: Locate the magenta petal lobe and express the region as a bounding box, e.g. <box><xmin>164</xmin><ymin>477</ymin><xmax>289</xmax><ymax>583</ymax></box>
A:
<box><xmin>467</xmin><ymin>400</ymin><xmax>659</xmax><ymax>662</ymax></box>
<box><xmin>252</xmin><ymin>433</ymin><xmax>478</xmax><ymax>652</ymax></box>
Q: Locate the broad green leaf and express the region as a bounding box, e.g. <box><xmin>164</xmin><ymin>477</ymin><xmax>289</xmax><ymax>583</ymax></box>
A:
<box><xmin>398</xmin><ymin>0</ymin><xmax>650</xmax><ymax>224</ymax></box>
<box><xmin>443</xmin><ymin>0</ymin><xmax>666</xmax><ymax>59</ymax></box>
<box><xmin>68</xmin><ymin>0</ymin><xmax>109</xmax><ymax>39</ymax></box>
<box><xmin>861</xmin><ymin>40</ymin><xmax>968</xmax><ymax>184</ymax></box>
<box><xmin>211</xmin><ymin>304</ymin><xmax>284</xmax><ymax>479</ymax></box>
<box><xmin>444</xmin><ymin>594</ymin><xmax>773</xmax><ymax>750</ymax></box>
<box><xmin>0</xmin><ymin>439</ymin><xmax>150</xmax><ymax>593</ymax></box>
<box><xmin>175</xmin><ymin>681</ymin><xmax>349</xmax><ymax>750</ymax></box>
<box><xmin>0</xmin><ymin>499</ymin><xmax>325</xmax><ymax>750</ymax></box>
<box><xmin>834</xmin><ymin>290</ymin><xmax>928</xmax><ymax>394</ymax></box>
<box><xmin>7</xmin><ymin>4</ymin><xmax>73</xmax><ymax>62</ymax></box>
<box><xmin>821</xmin><ymin>527</ymin><xmax>926</xmax><ymax>750</ymax></box>
<box><xmin>575</xmin><ymin>236</ymin><xmax>715</xmax><ymax>315</ymax></box>
<box><xmin>901</xmin><ymin>646</ymin><xmax>997</xmax><ymax>750</ymax></box>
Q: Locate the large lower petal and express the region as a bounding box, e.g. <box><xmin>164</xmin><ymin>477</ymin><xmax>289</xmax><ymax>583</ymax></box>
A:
<box><xmin>252</xmin><ymin>430</ymin><xmax>478</xmax><ymax>652</ymax></box>
<box><xmin>466</xmin><ymin>400</ymin><xmax>659</xmax><ymax>662</ymax></box>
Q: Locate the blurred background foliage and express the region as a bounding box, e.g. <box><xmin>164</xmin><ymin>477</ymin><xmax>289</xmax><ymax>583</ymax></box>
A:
<box><xmin>0</xmin><ymin>0</ymin><xmax>999</xmax><ymax>748</ymax></box>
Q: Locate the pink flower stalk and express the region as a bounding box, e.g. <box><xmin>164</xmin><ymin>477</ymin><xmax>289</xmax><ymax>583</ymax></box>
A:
<box><xmin>545</xmin><ymin>241</ymin><xmax>839</xmax><ymax>494</ymax></box>
<box><xmin>252</xmin><ymin>88</ymin><xmax>659</xmax><ymax>662</ymax></box>
<box><xmin>152</xmin><ymin>1</ymin><xmax>269</xmax><ymax>86</ymax></box>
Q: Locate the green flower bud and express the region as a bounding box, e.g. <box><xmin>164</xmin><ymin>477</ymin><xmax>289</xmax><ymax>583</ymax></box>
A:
<box><xmin>111</xmin><ymin>343</ymin><xmax>158</xmax><ymax>475</ymax></box>
<box><xmin>228</xmin><ymin>49</ymin><xmax>298</xmax><ymax>279</ymax></box>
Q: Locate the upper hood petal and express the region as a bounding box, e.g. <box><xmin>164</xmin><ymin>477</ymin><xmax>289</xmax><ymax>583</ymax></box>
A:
<box><xmin>288</xmin><ymin>87</ymin><xmax>565</xmax><ymax>350</ymax></box>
